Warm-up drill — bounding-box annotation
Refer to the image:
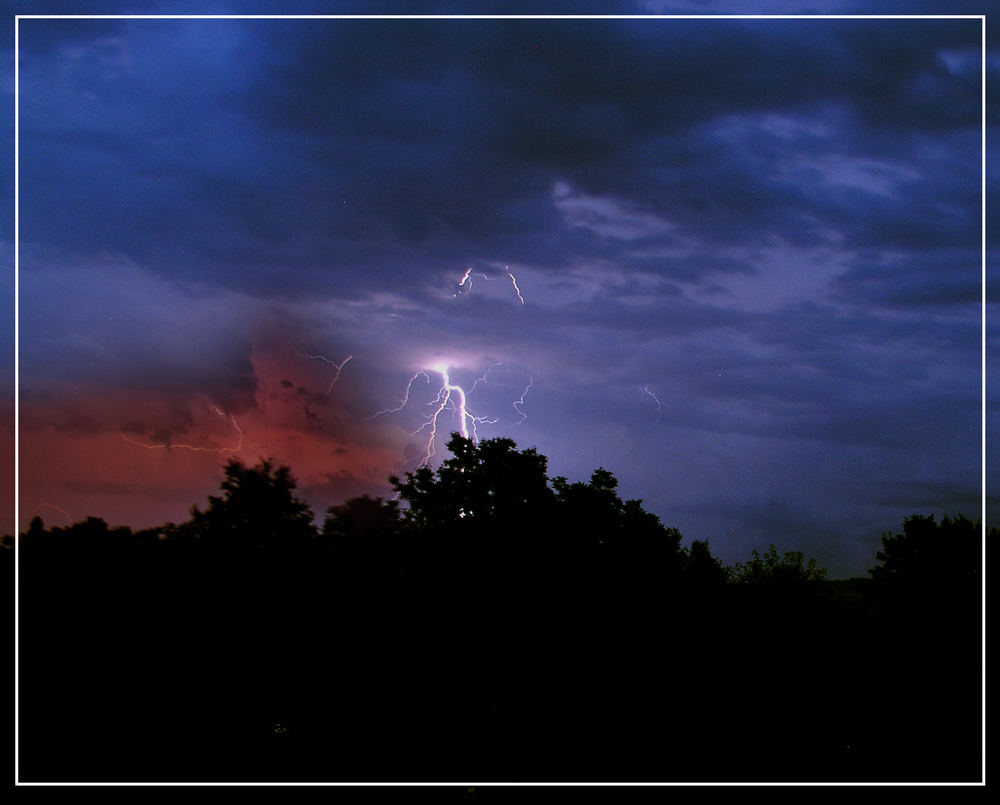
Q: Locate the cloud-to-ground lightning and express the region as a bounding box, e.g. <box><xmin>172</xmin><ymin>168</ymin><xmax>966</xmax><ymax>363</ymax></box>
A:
<box><xmin>121</xmin><ymin>406</ymin><xmax>246</xmax><ymax>453</ymax></box>
<box><xmin>375</xmin><ymin>361</ymin><xmax>534</xmax><ymax>466</ymax></box>
<box><xmin>412</xmin><ymin>363</ymin><xmax>500</xmax><ymax>465</ymax></box>
<box><xmin>641</xmin><ymin>386</ymin><xmax>663</xmax><ymax>422</ymax></box>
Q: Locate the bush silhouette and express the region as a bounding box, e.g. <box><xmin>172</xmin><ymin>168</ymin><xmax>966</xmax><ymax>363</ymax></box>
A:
<box><xmin>726</xmin><ymin>543</ymin><xmax>827</xmax><ymax>586</ymax></box>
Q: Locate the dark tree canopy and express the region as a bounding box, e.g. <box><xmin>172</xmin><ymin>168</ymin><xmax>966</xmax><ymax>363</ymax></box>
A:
<box><xmin>868</xmin><ymin>513</ymin><xmax>983</xmax><ymax>634</ymax></box>
<box><xmin>180</xmin><ymin>457</ymin><xmax>316</xmax><ymax>551</ymax></box>
<box><xmin>869</xmin><ymin>513</ymin><xmax>980</xmax><ymax>592</ymax></box>
<box><xmin>684</xmin><ymin>539</ymin><xmax>727</xmax><ymax>586</ymax></box>
<box><xmin>322</xmin><ymin>494</ymin><xmax>400</xmax><ymax>543</ymax></box>
<box><xmin>320</xmin><ymin>493</ymin><xmax>401</xmax><ymax>571</ymax></box>
<box><xmin>391</xmin><ymin>434</ymin><xmax>555</xmax><ymax>529</ymax></box>
<box><xmin>385</xmin><ymin>434</ymin><xmax>694</xmax><ymax>590</ymax></box>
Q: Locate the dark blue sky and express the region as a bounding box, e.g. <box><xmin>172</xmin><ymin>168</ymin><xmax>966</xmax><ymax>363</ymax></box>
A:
<box><xmin>10</xmin><ymin>4</ymin><xmax>997</xmax><ymax>577</ymax></box>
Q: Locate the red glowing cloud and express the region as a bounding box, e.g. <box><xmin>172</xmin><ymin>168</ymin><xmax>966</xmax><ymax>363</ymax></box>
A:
<box><xmin>17</xmin><ymin>337</ymin><xmax>411</xmax><ymax>533</ymax></box>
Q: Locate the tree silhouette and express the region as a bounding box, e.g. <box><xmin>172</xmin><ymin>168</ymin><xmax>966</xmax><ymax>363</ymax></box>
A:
<box><xmin>869</xmin><ymin>513</ymin><xmax>980</xmax><ymax>596</ymax></box>
<box><xmin>15</xmin><ymin>437</ymin><xmax>984</xmax><ymax>783</ymax></box>
<box><xmin>684</xmin><ymin>539</ymin><xmax>727</xmax><ymax>586</ymax></box>
<box><xmin>391</xmin><ymin>434</ymin><xmax>555</xmax><ymax>529</ymax></box>
<box><xmin>389</xmin><ymin>434</ymin><xmax>559</xmax><ymax>585</ymax></box>
<box><xmin>551</xmin><ymin>467</ymin><xmax>687</xmax><ymax>591</ymax></box>
<box><xmin>388</xmin><ymin>434</ymin><xmax>694</xmax><ymax>594</ymax></box>
<box><xmin>181</xmin><ymin>457</ymin><xmax>316</xmax><ymax>552</ymax></box>
<box><xmin>862</xmin><ymin>513</ymin><xmax>983</xmax><ymax>781</ymax></box>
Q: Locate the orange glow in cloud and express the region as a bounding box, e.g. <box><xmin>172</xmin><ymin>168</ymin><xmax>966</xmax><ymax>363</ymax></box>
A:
<box><xmin>16</xmin><ymin>341</ymin><xmax>409</xmax><ymax>533</ymax></box>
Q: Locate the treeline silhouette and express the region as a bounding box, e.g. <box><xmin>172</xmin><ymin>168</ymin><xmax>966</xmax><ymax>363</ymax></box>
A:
<box><xmin>13</xmin><ymin>435</ymin><xmax>984</xmax><ymax>782</ymax></box>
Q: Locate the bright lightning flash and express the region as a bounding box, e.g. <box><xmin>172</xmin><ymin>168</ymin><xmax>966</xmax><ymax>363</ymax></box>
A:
<box><xmin>455</xmin><ymin>267</ymin><xmax>489</xmax><ymax>297</ymax></box>
<box><xmin>415</xmin><ymin>363</ymin><xmax>498</xmax><ymax>463</ymax></box>
<box><xmin>375</xmin><ymin>361</ymin><xmax>536</xmax><ymax>466</ymax></box>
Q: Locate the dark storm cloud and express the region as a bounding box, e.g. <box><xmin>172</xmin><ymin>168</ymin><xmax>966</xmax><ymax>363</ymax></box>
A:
<box><xmin>831</xmin><ymin>248</ymin><xmax>984</xmax><ymax>309</ymax></box>
<box><xmin>18</xmin><ymin>14</ymin><xmax>983</xmax><ymax>294</ymax></box>
<box><xmin>18</xmin><ymin>258</ymin><xmax>260</xmax><ymax>414</ymax></box>
<box><xmin>232</xmin><ymin>17</ymin><xmax>982</xmax><ymax>265</ymax></box>
<box><xmin>14</xmin><ymin>10</ymin><xmax>988</xmax><ymax>575</ymax></box>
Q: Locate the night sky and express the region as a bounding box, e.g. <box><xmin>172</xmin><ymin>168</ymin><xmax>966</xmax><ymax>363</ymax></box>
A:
<box><xmin>11</xmin><ymin>5</ymin><xmax>996</xmax><ymax>578</ymax></box>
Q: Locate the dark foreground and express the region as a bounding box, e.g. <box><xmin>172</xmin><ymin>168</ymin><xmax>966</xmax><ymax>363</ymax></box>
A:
<box><xmin>15</xmin><ymin>545</ymin><xmax>982</xmax><ymax>784</ymax></box>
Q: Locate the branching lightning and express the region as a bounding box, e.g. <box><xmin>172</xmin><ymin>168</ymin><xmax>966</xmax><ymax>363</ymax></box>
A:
<box><xmin>469</xmin><ymin>361</ymin><xmax>503</xmax><ymax>395</ymax></box>
<box><xmin>366</xmin><ymin>371</ymin><xmax>430</xmax><ymax>421</ymax></box>
<box><xmin>453</xmin><ymin>266</ymin><xmax>525</xmax><ymax>304</ymax></box>
<box><xmin>411</xmin><ymin>363</ymin><xmax>500</xmax><ymax>465</ymax></box>
<box><xmin>121</xmin><ymin>406</ymin><xmax>246</xmax><ymax>453</ymax></box>
<box><xmin>294</xmin><ymin>349</ymin><xmax>353</xmax><ymax>397</ymax></box>
<box><xmin>375</xmin><ymin>361</ymin><xmax>533</xmax><ymax>466</ymax></box>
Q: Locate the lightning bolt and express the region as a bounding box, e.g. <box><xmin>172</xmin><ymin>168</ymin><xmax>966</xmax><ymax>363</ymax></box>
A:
<box><xmin>453</xmin><ymin>266</ymin><xmax>525</xmax><ymax>304</ymax></box>
<box><xmin>454</xmin><ymin>267</ymin><xmax>489</xmax><ymax>297</ymax></box>
<box><xmin>506</xmin><ymin>266</ymin><xmax>525</xmax><ymax>305</ymax></box>
<box><xmin>375</xmin><ymin>361</ymin><xmax>534</xmax><ymax>466</ymax></box>
<box><xmin>294</xmin><ymin>349</ymin><xmax>353</xmax><ymax>397</ymax></box>
<box><xmin>468</xmin><ymin>361</ymin><xmax>504</xmax><ymax>395</ymax></box>
<box><xmin>121</xmin><ymin>406</ymin><xmax>246</xmax><ymax>453</ymax></box>
<box><xmin>469</xmin><ymin>361</ymin><xmax>532</xmax><ymax>424</ymax></box>
<box><xmin>513</xmin><ymin>375</ymin><xmax>534</xmax><ymax>424</ymax></box>
<box><xmin>366</xmin><ymin>371</ymin><xmax>430</xmax><ymax>421</ymax></box>
<box><xmin>641</xmin><ymin>386</ymin><xmax>663</xmax><ymax>422</ymax></box>
<box><xmin>411</xmin><ymin>363</ymin><xmax>501</xmax><ymax>464</ymax></box>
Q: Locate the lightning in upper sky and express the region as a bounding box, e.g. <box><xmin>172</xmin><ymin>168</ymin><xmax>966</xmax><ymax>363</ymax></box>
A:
<box><xmin>366</xmin><ymin>371</ymin><xmax>430</xmax><ymax>421</ymax></box>
<box><xmin>469</xmin><ymin>361</ymin><xmax>504</xmax><ymax>395</ymax></box>
<box><xmin>453</xmin><ymin>266</ymin><xmax>525</xmax><ymax>304</ymax></box>
<box><xmin>467</xmin><ymin>361</ymin><xmax>532</xmax><ymax>424</ymax></box>
<box><xmin>513</xmin><ymin>375</ymin><xmax>534</xmax><ymax>424</ymax></box>
<box><xmin>641</xmin><ymin>385</ymin><xmax>663</xmax><ymax>422</ymax></box>
<box><xmin>293</xmin><ymin>349</ymin><xmax>353</xmax><ymax>397</ymax></box>
<box><xmin>506</xmin><ymin>266</ymin><xmax>525</xmax><ymax>305</ymax></box>
<box><xmin>454</xmin><ymin>267</ymin><xmax>489</xmax><ymax>297</ymax></box>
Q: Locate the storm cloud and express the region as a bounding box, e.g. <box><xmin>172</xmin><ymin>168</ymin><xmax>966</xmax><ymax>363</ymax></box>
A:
<box><xmin>12</xmin><ymin>7</ymin><xmax>994</xmax><ymax>577</ymax></box>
